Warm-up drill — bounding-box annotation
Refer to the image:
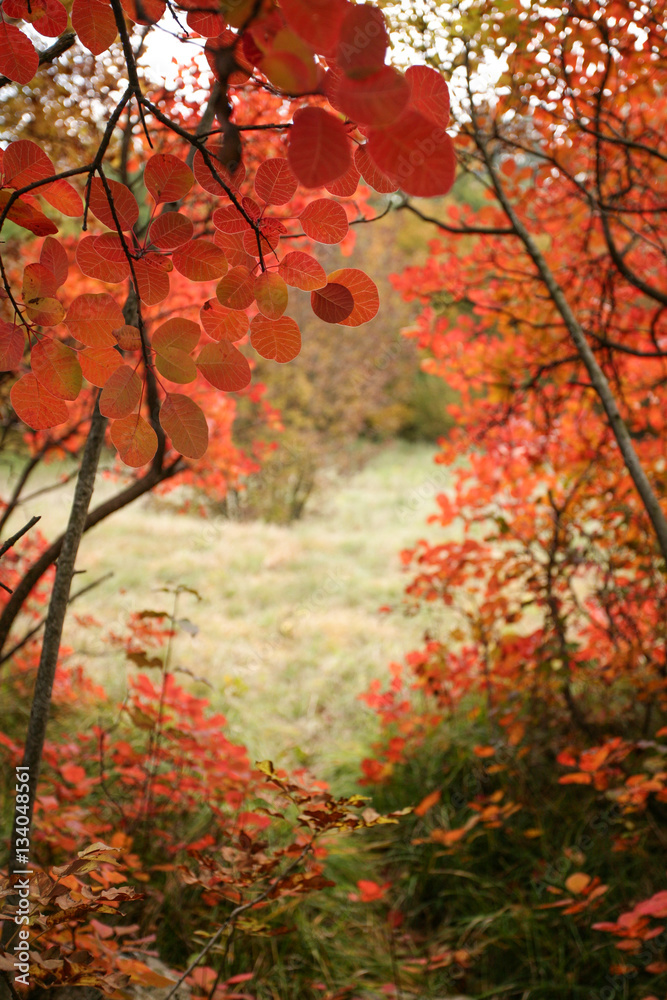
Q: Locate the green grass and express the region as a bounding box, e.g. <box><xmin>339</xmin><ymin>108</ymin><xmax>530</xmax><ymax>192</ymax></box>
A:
<box><xmin>0</xmin><ymin>440</ymin><xmax>456</xmax><ymax>779</ymax></box>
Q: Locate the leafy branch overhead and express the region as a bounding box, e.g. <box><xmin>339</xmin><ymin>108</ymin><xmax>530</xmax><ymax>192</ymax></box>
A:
<box><xmin>0</xmin><ymin>0</ymin><xmax>455</xmax><ymax>467</ymax></box>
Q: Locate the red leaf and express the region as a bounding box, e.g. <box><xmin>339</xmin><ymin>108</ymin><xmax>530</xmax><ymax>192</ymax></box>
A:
<box><xmin>31</xmin><ymin>338</ymin><xmax>82</xmax><ymax>401</ymax></box>
<box><xmin>121</xmin><ymin>0</ymin><xmax>165</xmax><ymax>24</ymax></box>
<box><xmin>0</xmin><ymin>22</ymin><xmax>38</xmax><ymax>85</ymax></box>
<box><xmin>153</xmin><ymin>318</ymin><xmax>200</xmax><ymax>355</ymax></box>
<box><xmin>327</xmin><ymin>268</ymin><xmax>379</xmax><ymax>326</ymax></box>
<box><xmin>0</xmin><ymin>191</ymin><xmax>58</xmax><ymax>236</ymax></box>
<box><xmin>405</xmin><ymin>65</ymin><xmax>450</xmax><ymax>125</ymax></box>
<box><xmin>288</xmin><ymin>107</ymin><xmax>352</xmax><ymax>189</ymax></box>
<box><xmin>171</xmin><ymin>239</ymin><xmax>228</xmax><ymax>281</ymax></box>
<box><xmin>23</xmin><ymin>262</ymin><xmax>58</xmax><ymax>301</ymax></box>
<box><xmin>214</xmin><ymin>229</ymin><xmax>257</xmax><ymax>269</ymax></box>
<box><xmin>186</xmin><ymin>8</ymin><xmax>225</xmax><ymax>36</ymax></box>
<box><xmin>200</xmin><ymin>299</ymin><xmax>249</xmax><ymax>342</ymax></box>
<box><xmin>326</xmin><ymin>161</ymin><xmax>360</xmax><ymax>198</ymax></box>
<box><xmin>280</xmin><ymin>0</ymin><xmax>346</xmax><ymax>56</ymax></box>
<box><xmin>113</xmin><ymin>325</ymin><xmax>142</xmax><ymax>351</ymax></box>
<box><xmin>254</xmin><ymin>272</ymin><xmax>288</xmax><ymax>319</ymax></box>
<box><xmin>3</xmin><ymin>0</ymin><xmax>67</xmax><ymax>37</ymax></box>
<box><xmin>299</xmin><ymin>199</ymin><xmax>348</xmax><ymax>244</ymax></box>
<box><xmin>0</xmin><ymin>322</ymin><xmax>25</xmax><ymax>370</ymax></box>
<box><xmin>149</xmin><ymin>211</ymin><xmax>193</xmax><ymax>250</ymax></box>
<box><xmin>366</xmin><ymin>111</ymin><xmax>456</xmax><ymax>198</ymax></box>
<box><xmin>10</xmin><ymin>373</ymin><xmax>68</xmax><ymax>429</ymax></box>
<box><xmin>79</xmin><ymin>346</ymin><xmax>123</xmax><ymax>387</ymax></box>
<box><xmin>99</xmin><ymin>364</ymin><xmax>142</xmax><ymax>418</ymax></box>
<box><xmin>213</xmin><ymin>205</ymin><xmax>252</xmax><ymax>234</ymax></box>
<box><xmin>250</xmin><ymin>315</ymin><xmax>301</xmax><ymax>363</ymax></box>
<box><xmin>354</xmin><ymin>144</ymin><xmax>397</xmax><ymax>193</ymax></box>
<box><xmin>3</xmin><ymin>140</ymin><xmax>54</xmax><ymax>189</ymax></box>
<box><xmin>193</xmin><ymin>148</ymin><xmax>245</xmax><ymax>196</ymax></box>
<box><xmin>89</xmin><ymin>177</ymin><xmax>139</xmax><ymax>232</ymax></box>
<box><xmin>40</xmin><ymin>236</ymin><xmax>68</xmax><ymax>287</ymax></box>
<box><xmin>331</xmin><ymin>67</ymin><xmax>410</xmax><ymax>127</ymax></box>
<box><xmin>254</xmin><ymin>157</ymin><xmax>298</xmax><ymax>206</ymax></box>
<box><xmin>66</xmin><ymin>293</ymin><xmax>124</xmax><ymax>347</ymax></box>
<box><xmin>110</xmin><ymin>413</ymin><xmax>158</xmax><ymax>467</ymax></box>
<box><xmin>144</xmin><ymin>153</ymin><xmax>194</xmax><ymax>204</ymax></box>
<box><xmin>72</xmin><ymin>0</ymin><xmax>117</xmax><ymax>55</ymax></box>
<box><xmin>160</xmin><ymin>393</ymin><xmax>208</xmax><ymax>459</ymax></box>
<box><xmin>197</xmin><ymin>341</ymin><xmax>252</xmax><ymax>391</ymax></box>
<box><xmin>41</xmin><ymin>178</ymin><xmax>83</xmax><ymax>217</ymax></box>
<box><xmin>76</xmin><ymin>235</ymin><xmax>131</xmax><ymax>283</ymax></box>
<box><xmin>216</xmin><ymin>266</ymin><xmax>256</xmax><ymax>310</ymax></box>
<box><xmin>311</xmin><ymin>282</ymin><xmax>354</xmax><ymax>324</ymax></box>
<box><xmin>133</xmin><ymin>256</ymin><xmax>170</xmax><ymax>305</ymax></box>
<box><xmin>336</xmin><ymin>4</ymin><xmax>388</xmax><ymax>79</ymax></box>
<box><xmin>278</xmin><ymin>251</ymin><xmax>327</xmax><ymax>291</ymax></box>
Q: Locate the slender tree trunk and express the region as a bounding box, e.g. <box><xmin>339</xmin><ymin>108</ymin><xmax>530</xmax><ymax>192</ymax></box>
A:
<box><xmin>4</xmin><ymin>404</ymin><xmax>106</xmax><ymax>921</ymax></box>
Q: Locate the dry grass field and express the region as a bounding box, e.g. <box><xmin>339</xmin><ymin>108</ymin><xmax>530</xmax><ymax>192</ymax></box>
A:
<box><xmin>2</xmin><ymin>441</ymin><xmax>455</xmax><ymax>779</ymax></box>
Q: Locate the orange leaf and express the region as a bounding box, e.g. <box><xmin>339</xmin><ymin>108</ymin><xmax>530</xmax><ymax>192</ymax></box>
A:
<box><xmin>66</xmin><ymin>293</ymin><xmax>124</xmax><ymax>347</ymax></box>
<box><xmin>159</xmin><ymin>393</ymin><xmax>208</xmax><ymax>459</ymax></box>
<box><xmin>79</xmin><ymin>346</ymin><xmax>123</xmax><ymax>387</ymax></box>
<box><xmin>197</xmin><ymin>341</ymin><xmax>252</xmax><ymax>391</ymax></box>
<box><xmin>216</xmin><ymin>265</ymin><xmax>256</xmax><ymax>310</ymax></box>
<box><xmin>11</xmin><ymin>373</ymin><xmax>68</xmax><ymax>429</ymax></box>
<box><xmin>279</xmin><ymin>251</ymin><xmax>327</xmax><ymax>291</ymax></box>
<box><xmin>250</xmin><ymin>315</ymin><xmax>301</xmax><ymax>363</ymax></box>
<box><xmin>31</xmin><ymin>338</ymin><xmax>82</xmax><ymax>400</ymax></box>
<box><xmin>99</xmin><ymin>365</ymin><xmax>142</xmax><ymax>418</ymax></box>
<box><xmin>414</xmin><ymin>789</ymin><xmax>441</xmax><ymax>817</ymax></box>
<box><xmin>558</xmin><ymin>773</ymin><xmax>592</xmax><ymax>785</ymax></box>
<box><xmin>565</xmin><ymin>872</ymin><xmax>591</xmax><ymax>896</ymax></box>
<box><xmin>133</xmin><ymin>256</ymin><xmax>170</xmax><ymax>305</ymax></box>
<box><xmin>200</xmin><ymin>298</ymin><xmax>249</xmax><ymax>342</ymax></box>
<box><xmin>40</xmin><ymin>236</ymin><xmax>68</xmax><ymax>287</ymax></box>
<box><xmin>0</xmin><ymin>322</ymin><xmax>25</xmax><ymax>370</ymax></box>
<box><xmin>172</xmin><ymin>239</ymin><xmax>228</xmax><ymax>281</ymax></box>
<box><xmin>110</xmin><ymin>413</ymin><xmax>158</xmax><ymax>468</ymax></box>
<box><xmin>300</xmin><ymin>199</ymin><xmax>349</xmax><ymax>244</ymax></box>
<box><xmin>144</xmin><ymin>153</ymin><xmax>194</xmax><ymax>204</ymax></box>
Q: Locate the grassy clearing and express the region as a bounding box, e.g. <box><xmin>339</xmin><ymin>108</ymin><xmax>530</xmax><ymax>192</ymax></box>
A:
<box><xmin>1</xmin><ymin>440</ymin><xmax>454</xmax><ymax>779</ymax></box>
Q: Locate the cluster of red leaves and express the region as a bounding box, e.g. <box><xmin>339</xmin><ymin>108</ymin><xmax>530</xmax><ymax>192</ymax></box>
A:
<box><xmin>0</xmin><ymin>0</ymin><xmax>455</xmax><ymax>468</ymax></box>
<box><xmin>0</xmin><ymin>602</ymin><xmax>409</xmax><ymax>996</ymax></box>
<box><xmin>358</xmin><ymin>0</ymin><xmax>667</xmax><ymax>984</ymax></box>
